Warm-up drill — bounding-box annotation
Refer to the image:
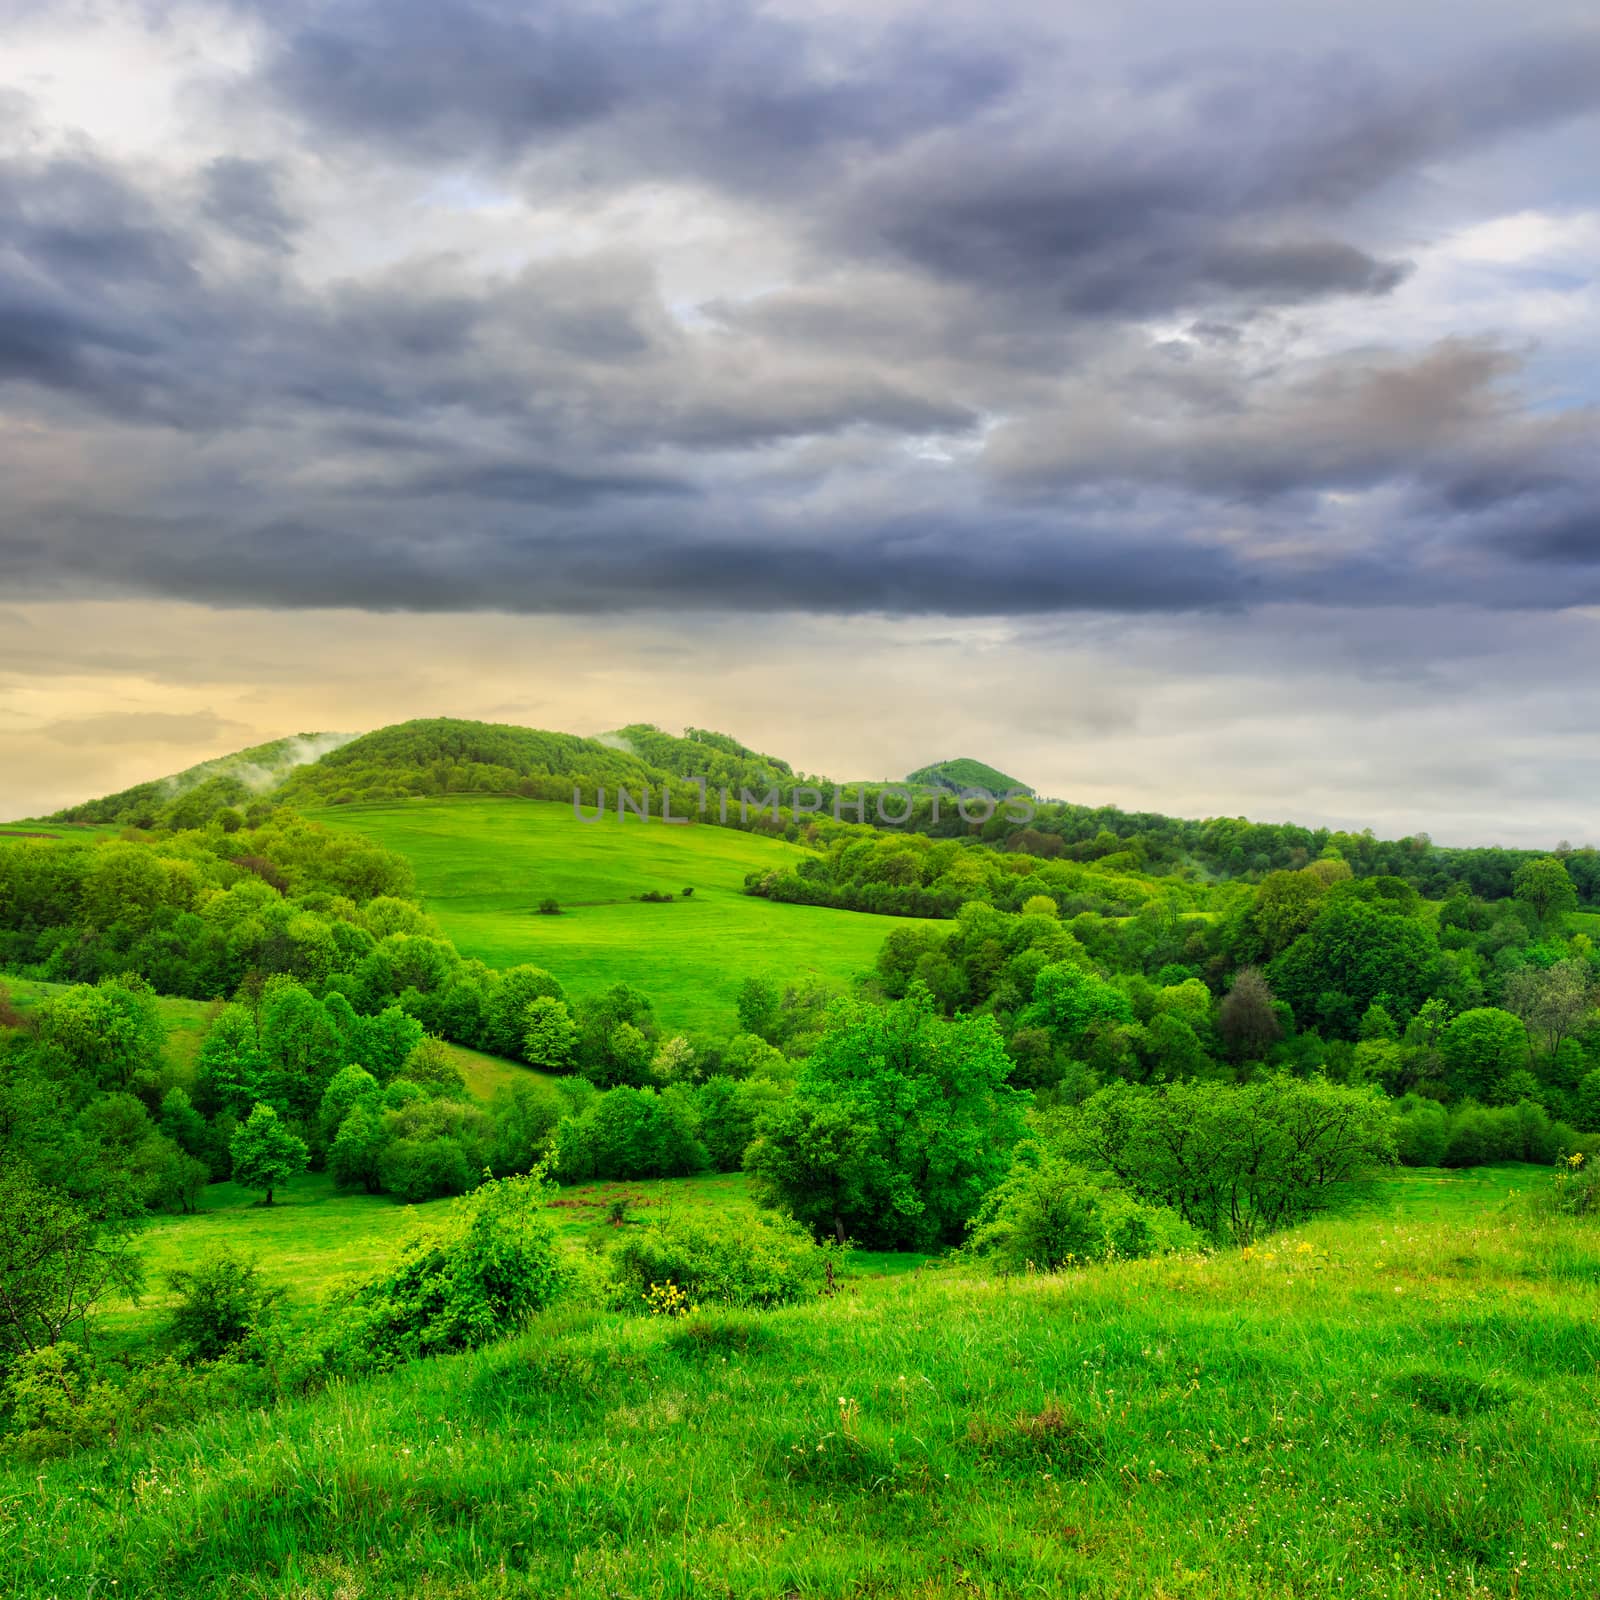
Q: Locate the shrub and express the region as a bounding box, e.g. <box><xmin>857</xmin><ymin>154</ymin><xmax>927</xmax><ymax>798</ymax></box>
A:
<box><xmin>165</xmin><ymin>1248</ymin><xmax>284</xmax><ymax>1362</ymax></box>
<box><xmin>377</xmin><ymin>1134</ymin><xmax>474</xmax><ymax>1203</ymax></box>
<box><xmin>1393</xmin><ymin>1096</ymin><xmax>1451</xmax><ymax>1166</ymax></box>
<box><xmin>537</xmin><ymin>898</ymin><xmax>561</xmax><ymax>916</ymax></box>
<box><xmin>327</xmin><ymin>1172</ymin><xmax>565</xmax><ymax>1369</ymax></box>
<box><xmin>966</xmin><ymin>1149</ymin><xmax>1199</xmax><ymax>1272</ymax></box>
<box><xmin>1539</xmin><ymin>1152</ymin><xmax>1600</xmax><ymax>1217</ymax></box>
<box><xmin>1068</xmin><ymin>1076</ymin><xmax>1395</xmax><ymax>1244</ymax></box>
<box><xmin>607</xmin><ymin>1209</ymin><xmax>835</xmax><ymax>1310</ymax></box>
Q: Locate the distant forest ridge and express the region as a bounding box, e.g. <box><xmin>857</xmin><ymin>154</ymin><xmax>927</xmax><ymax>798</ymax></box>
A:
<box><xmin>43</xmin><ymin>716</ymin><xmax>1599</xmax><ymax>902</ymax></box>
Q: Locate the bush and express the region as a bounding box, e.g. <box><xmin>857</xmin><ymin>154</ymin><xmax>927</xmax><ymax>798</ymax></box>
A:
<box><xmin>966</xmin><ymin>1149</ymin><xmax>1199</xmax><ymax>1272</ymax></box>
<box><xmin>165</xmin><ymin>1248</ymin><xmax>284</xmax><ymax>1362</ymax></box>
<box><xmin>1068</xmin><ymin>1076</ymin><xmax>1395</xmax><ymax>1244</ymax></box>
<box><xmin>378</xmin><ymin>1135</ymin><xmax>474</xmax><ymax>1203</ymax></box>
<box><xmin>326</xmin><ymin>1172</ymin><xmax>565</xmax><ymax>1369</ymax></box>
<box><xmin>1539</xmin><ymin>1152</ymin><xmax>1600</xmax><ymax>1216</ymax></box>
<box><xmin>607</xmin><ymin>1209</ymin><xmax>835</xmax><ymax>1310</ymax></box>
<box><xmin>537</xmin><ymin>898</ymin><xmax>561</xmax><ymax>915</ymax></box>
<box><xmin>1439</xmin><ymin>1099</ymin><xmax>1591</xmax><ymax>1168</ymax></box>
<box><xmin>1393</xmin><ymin>1096</ymin><xmax>1451</xmax><ymax>1166</ymax></box>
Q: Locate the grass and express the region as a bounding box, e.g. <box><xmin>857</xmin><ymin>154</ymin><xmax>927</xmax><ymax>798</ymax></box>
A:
<box><xmin>104</xmin><ymin>1171</ymin><xmax>924</xmax><ymax>1346</ymax></box>
<box><xmin>307</xmin><ymin>797</ymin><xmax>929</xmax><ymax>1035</ymax></box>
<box><xmin>3</xmin><ymin>1165</ymin><xmax>1597</xmax><ymax>1598</ymax></box>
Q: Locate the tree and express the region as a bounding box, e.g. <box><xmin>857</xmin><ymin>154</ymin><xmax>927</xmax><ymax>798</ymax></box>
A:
<box><xmin>157</xmin><ymin>1088</ymin><xmax>208</xmax><ymax>1160</ymax></box>
<box><xmin>746</xmin><ymin>989</ymin><xmax>1027</xmax><ymax>1250</ymax></box>
<box><xmin>1020</xmin><ymin>961</ymin><xmax>1132</xmax><ymax>1042</ymax></box>
<box><xmin>1270</xmin><ymin>898</ymin><xmax>1440</xmax><ymax>1036</ymax></box>
<box><xmin>35</xmin><ymin>977</ymin><xmax>166</xmax><ymax>1093</ymax></box>
<box><xmin>1504</xmin><ymin>961</ymin><xmax>1593</xmax><ymax>1058</ymax></box>
<box><xmin>397</xmin><ymin>1036</ymin><xmax>468</xmax><ymax>1099</ymax></box>
<box><xmin>734</xmin><ymin>977</ymin><xmax>782</xmax><ymax>1040</ymax></box>
<box><xmin>1218</xmin><ymin>967</ymin><xmax>1282</xmax><ymax>1061</ymax></box>
<box><xmin>328</xmin><ymin>1104</ymin><xmax>386</xmax><ymax>1193</ymax></box>
<box><xmin>228</xmin><ymin>1104</ymin><xmax>308</xmax><ymax>1206</ymax></box>
<box><xmin>521</xmin><ymin>997</ymin><xmax>578</xmax><ymax>1074</ymax></box>
<box><xmin>1439</xmin><ymin>1008</ymin><xmax>1527</xmax><ymax>1101</ymax></box>
<box><xmin>1070</xmin><ymin>1077</ymin><xmax>1395</xmax><ymax>1243</ymax></box>
<box><xmin>0</xmin><ymin>1161</ymin><xmax>143</xmax><ymax>1360</ymax></box>
<box><xmin>349</xmin><ymin>1006</ymin><xmax>424</xmax><ymax>1084</ymax></box>
<box><xmin>318</xmin><ymin>1064</ymin><xmax>380</xmax><ymax>1143</ymax></box>
<box><xmin>484</xmin><ymin>966</ymin><xmax>565</xmax><ymax>1060</ymax></box>
<box><xmin>1513</xmin><ymin>857</ymin><xmax>1578</xmax><ymax>927</ymax></box>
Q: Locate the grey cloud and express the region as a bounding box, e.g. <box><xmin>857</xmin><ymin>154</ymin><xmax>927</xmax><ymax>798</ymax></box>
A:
<box><xmin>200</xmin><ymin>158</ymin><xmax>299</xmax><ymax>250</ymax></box>
<box><xmin>0</xmin><ymin>2</ymin><xmax>1596</xmax><ymax>627</ymax></box>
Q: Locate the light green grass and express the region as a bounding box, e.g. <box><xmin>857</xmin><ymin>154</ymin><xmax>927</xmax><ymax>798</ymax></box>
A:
<box><xmin>308</xmin><ymin>797</ymin><xmax>926</xmax><ymax>1035</ymax></box>
<box><xmin>108</xmin><ymin>1170</ymin><xmax>924</xmax><ymax>1346</ymax></box>
<box><xmin>5</xmin><ymin>1166</ymin><xmax>1597</xmax><ymax>1598</ymax></box>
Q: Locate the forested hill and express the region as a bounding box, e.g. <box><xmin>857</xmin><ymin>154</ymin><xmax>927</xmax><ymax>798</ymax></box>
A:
<box><xmin>52</xmin><ymin>732</ymin><xmax>356</xmax><ymax>829</ymax></box>
<box><xmin>907</xmin><ymin>758</ymin><xmax>1033</xmax><ymax>798</ymax></box>
<box><xmin>271</xmin><ymin>720</ymin><xmax>662</xmax><ymax>809</ymax></box>
<box><xmin>42</xmin><ymin>715</ymin><xmax>1599</xmax><ymax>902</ymax></box>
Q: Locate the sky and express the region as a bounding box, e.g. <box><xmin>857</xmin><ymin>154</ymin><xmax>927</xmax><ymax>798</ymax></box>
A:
<box><xmin>3</xmin><ymin>0</ymin><xmax>1599</xmax><ymax>843</ymax></box>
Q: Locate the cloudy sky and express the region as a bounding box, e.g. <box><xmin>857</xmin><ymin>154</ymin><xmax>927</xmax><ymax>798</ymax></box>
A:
<box><xmin>3</xmin><ymin>0</ymin><xmax>1599</xmax><ymax>842</ymax></box>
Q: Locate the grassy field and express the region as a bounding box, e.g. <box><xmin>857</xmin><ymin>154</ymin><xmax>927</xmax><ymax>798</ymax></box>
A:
<box><xmin>308</xmin><ymin>797</ymin><xmax>926</xmax><ymax>1035</ymax></box>
<box><xmin>3</xmin><ymin>1164</ymin><xmax>1596</xmax><ymax>1598</ymax></box>
<box><xmin>103</xmin><ymin>1170</ymin><xmax>927</xmax><ymax>1348</ymax></box>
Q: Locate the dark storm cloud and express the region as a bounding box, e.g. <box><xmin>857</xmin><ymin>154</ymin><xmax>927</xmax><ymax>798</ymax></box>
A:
<box><xmin>2</xmin><ymin>1</ymin><xmax>1598</xmax><ymax>619</ymax></box>
<box><xmin>199</xmin><ymin>158</ymin><xmax>299</xmax><ymax>250</ymax></box>
<box><xmin>257</xmin><ymin>0</ymin><xmax>1017</xmax><ymax>183</ymax></box>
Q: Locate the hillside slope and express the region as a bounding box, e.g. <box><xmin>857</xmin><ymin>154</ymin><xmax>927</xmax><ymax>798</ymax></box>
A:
<box><xmin>51</xmin><ymin>732</ymin><xmax>354</xmax><ymax>827</ymax></box>
<box><xmin>307</xmin><ymin>797</ymin><xmax>926</xmax><ymax>1033</ymax></box>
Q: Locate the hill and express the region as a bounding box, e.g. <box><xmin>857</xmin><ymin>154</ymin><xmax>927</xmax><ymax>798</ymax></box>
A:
<box><xmin>906</xmin><ymin>757</ymin><xmax>1034</xmax><ymax>798</ymax></box>
<box><xmin>307</xmin><ymin>796</ymin><xmax>927</xmax><ymax>1034</ymax></box>
<box><xmin>51</xmin><ymin>732</ymin><xmax>355</xmax><ymax>828</ymax></box>
<box><xmin>272</xmin><ymin>718</ymin><xmax>663</xmax><ymax>808</ymax></box>
<box><xmin>31</xmin><ymin>715</ymin><xmax>1597</xmax><ymax>902</ymax></box>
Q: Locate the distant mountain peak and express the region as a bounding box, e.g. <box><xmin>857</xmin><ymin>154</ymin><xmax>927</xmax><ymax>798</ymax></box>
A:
<box><xmin>906</xmin><ymin>758</ymin><xmax>1033</xmax><ymax>798</ymax></box>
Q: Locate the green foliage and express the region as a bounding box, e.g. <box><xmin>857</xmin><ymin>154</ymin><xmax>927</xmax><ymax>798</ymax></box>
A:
<box><xmin>906</xmin><ymin>757</ymin><xmax>1032</xmax><ymax>798</ymax></box>
<box><xmin>746</xmin><ymin>990</ymin><xmax>1027</xmax><ymax>1250</ymax></box>
<box><xmin>1068</xmin><ymin>1077</ymin><xmax>1396</xmax><ymax>1243</ymax></box>
<box><xmin>555</xmin><ymin>1086</ymin><xmax>706</xmax><ymax>1181</ymax></box>
<box><xmin>521</xmin><ymin>996</ymin><xmax>578</xmax><ymax>1073</ymax></box>
<box><xmin>34</xmin><ymin>976</ymin><xmax>166</xmax><ymax>1093</ymax></box>
<box><xmin>396</xmin><ymin>1036</ymin><xmax>468</xmax><ymax>1099</ymax></box>
<box><xmin>327</xmin><ymin>1104</ymin><xmax>387</xmax><ymax>1194</ymax></box>
<box><xmin>228</xmin><ymin>1105</ymin><xmax>309</xmax><ymax>1206</ymax></box>
<box><xmin>165</xmin><ymin>1248</ymin><xmax>284</xmax><ymax>1362</ymax></box>
<box><xmin>1439</xmin><ymin>1007</ymin><xmax>1528</xmax><ymax>1100</ymax></box>
<box><xmin>327</xmin><ymin>1173</ymin><xmax>564</xmax><ymax>1369</ymax></box>
<box><xmin>966</xmin><ymin>1147</ymin><xmax>1199</xmax><ymax>1271</ymax></box>
<box><xmin>1513</xmin><ymin>856</ymin><xmax>1578</xmax><ymax>926</ymax></box>
<box><xmin>0</xmin><ymin>1162</ymin><xmax>143</xmax><ymax>1364</ymax></box>
<box><xmin>484</xmin><ymin>966</ymin><xmax>565</xmax><ymax>1061</ymax></box>
<box><xmin>1270</xmin><ymin>895</ymin><xmax>1441</xmax><ymax>1037</ymax></box>
<box><xmin>606</xmin><ymin>1209</ymin><xmax>834</xmax><ymax>1310</ymax></box>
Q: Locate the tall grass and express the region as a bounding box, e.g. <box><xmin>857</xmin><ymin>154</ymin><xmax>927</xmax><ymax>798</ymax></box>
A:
<box><xmin>4</xmin><ymin>1168</ymin><xmax>1597</xmax><ymax>1597</ymax></box>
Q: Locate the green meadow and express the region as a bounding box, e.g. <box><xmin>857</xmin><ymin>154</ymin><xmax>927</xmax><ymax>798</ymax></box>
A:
<box><xmin>4</xmin><ymin>1164</ymin><xmax>1596</xmax><ymax>1599</ymax></box>
<box><xmin>308</xmin><ymin>797</ymin><xmax>927</xmax><ymax>1034</ymax></box>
